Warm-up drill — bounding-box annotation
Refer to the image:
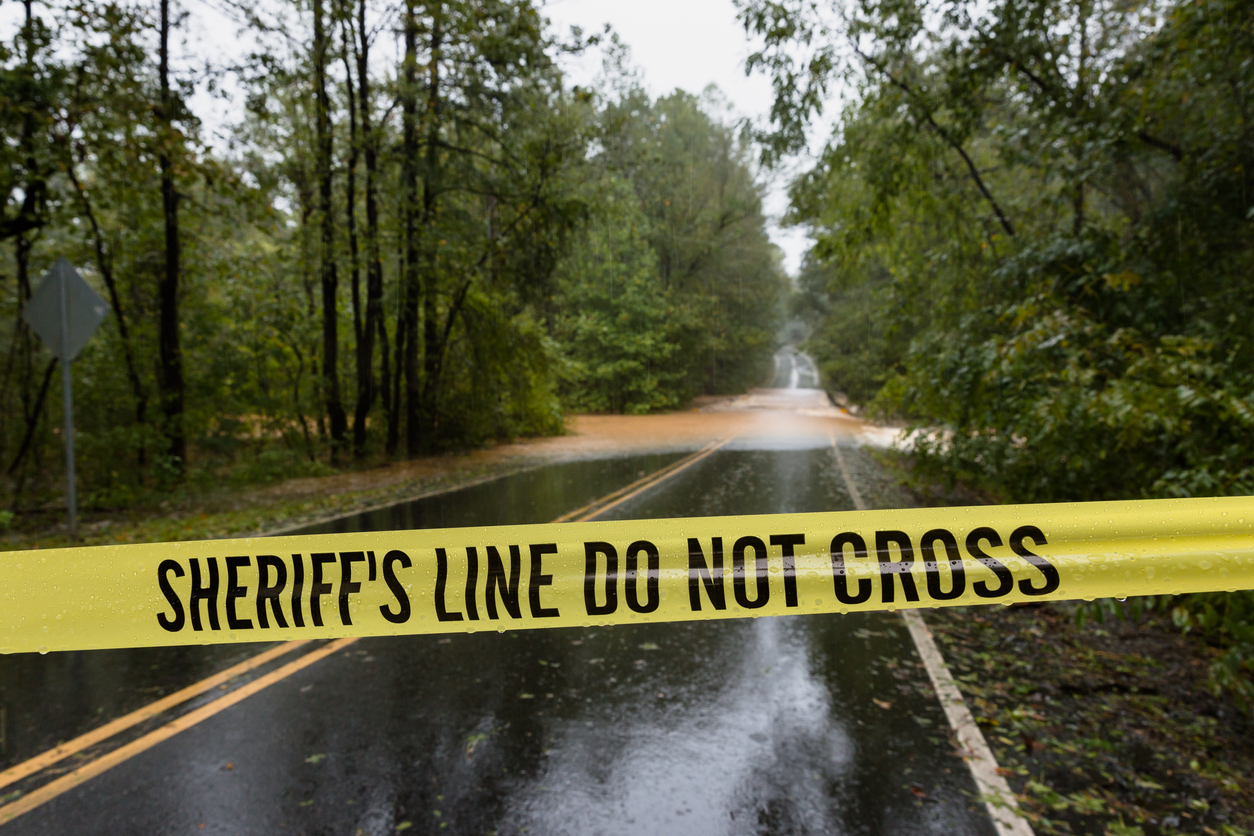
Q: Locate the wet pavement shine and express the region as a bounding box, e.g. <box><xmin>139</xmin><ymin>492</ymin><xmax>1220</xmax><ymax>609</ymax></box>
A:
<box><xmin>1</xmin><ymin>421</ymin><xmax>997</xmax><ymax>835</ymax></box>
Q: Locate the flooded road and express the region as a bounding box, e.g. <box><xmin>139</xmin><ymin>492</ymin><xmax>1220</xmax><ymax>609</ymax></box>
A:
<box><xmin>1</xmin><ymin>414</ymin><xmax>996</xmax><ymax>835</ymax></box>
<box><xmin>769</xmin><ymin>348</ymin><xmax>821</xmax><ymax>390</ymax></box>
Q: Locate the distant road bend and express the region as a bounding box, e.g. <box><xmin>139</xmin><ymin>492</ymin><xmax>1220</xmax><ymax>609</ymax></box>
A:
<box><xmin>771</xmin><ymin>346</ymin><xmax>822</xmax><ymax>390</ymax></box>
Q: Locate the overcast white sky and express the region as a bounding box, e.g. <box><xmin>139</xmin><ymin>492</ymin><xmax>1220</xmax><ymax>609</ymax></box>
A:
<box><xmin>543</xmin><ymin>0</ymin><xmax>813</xmax><ymax>274</ymax></box>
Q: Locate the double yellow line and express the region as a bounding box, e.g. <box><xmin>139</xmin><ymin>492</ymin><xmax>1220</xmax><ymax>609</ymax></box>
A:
<box><xmin>0</xmin><ymin>437</ymin><xmax>733</xmax><ymax>826</ymax></box>
<box><xmin>550</xmin><ymin>437</ymin><xmax>733</xmax><ymax>523</ymax></box>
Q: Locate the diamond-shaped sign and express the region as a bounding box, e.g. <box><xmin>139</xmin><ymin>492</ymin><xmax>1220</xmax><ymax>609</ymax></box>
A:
<box><xmin>22</xmin><ymin>258</ymin><xmax>108</xmax><ymax>362</ymax></box>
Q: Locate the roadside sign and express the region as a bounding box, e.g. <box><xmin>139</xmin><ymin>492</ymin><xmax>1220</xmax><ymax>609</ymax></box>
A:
<box><xmin>22</xmin><ymin>258</ymin><xmax>107</xmax><ymax>361</ymax></box>
<box><xmin>21</xmin><ymin>258</ymin><xmax>107</xmax><ymax>539</ymax></box>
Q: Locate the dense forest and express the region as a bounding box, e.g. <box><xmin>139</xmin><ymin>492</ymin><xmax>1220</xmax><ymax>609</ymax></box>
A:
<box><xmin>0</xmin><ymin>2</ymin><xmax>785</xmax><ymax>510</ymax></box>
<box><xmin>740</xmin><ymin>0</ymin><xmax>1254</xmax><ymax>699</ymax></box>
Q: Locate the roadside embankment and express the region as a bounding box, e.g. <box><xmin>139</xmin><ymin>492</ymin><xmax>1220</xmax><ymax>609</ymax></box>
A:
<box><xmin>929</xmin><ymin>605</ymin><xmax>1254</xmax><ymax>836</ymax></box>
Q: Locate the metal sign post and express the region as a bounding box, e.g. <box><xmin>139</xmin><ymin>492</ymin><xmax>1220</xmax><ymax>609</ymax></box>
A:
<box><xmin>57</xmin><ymin>260</ymin><xmax>77</xmax><ymax>537</ymax></box>
<box><xmin>22</xmin><ymin>258</ymin><xmax>108</xmax><ymax>539</ymax></box>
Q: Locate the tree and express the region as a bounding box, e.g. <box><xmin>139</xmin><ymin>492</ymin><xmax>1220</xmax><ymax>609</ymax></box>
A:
<box><xmin>156</xmin><ymin>0</ymin><xmax>186</xmax><ymax>470</ymax></box>
<box><xmin>1</xmin><ymin>0</ymin><xmax>59</xmax><ymax>486</ymax></box>
<box><xmin>312</xmin><ymin>0</ymin><xmax>348</xmax><ymax>456</ymax></box>
<box><xmin>553</xmin><ymin>178</ymin><xmax>686</xmax><ymax>413</ymax></box>
<box><xmin>586</xmin><ymin>84</ymin><xmax>786</xmax><ymax>400</ymax></box>
<box><xmin>741</xmin><ymin>0</ymin><xmax>1254</xmax><ymax>701</ymax></box>
<box><xmin>0</xmin><ymin>0</ymin><xmax>785</xmax><ymax>520</ymax></box>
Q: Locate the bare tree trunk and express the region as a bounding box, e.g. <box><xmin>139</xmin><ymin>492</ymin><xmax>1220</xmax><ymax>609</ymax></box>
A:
<box><xmin>400</xmin><ymin>0</ymin><xmax>423</xmax><ymax>457</ymax></box>
<box><xmin>360</xmin><ymin>0</ymin><xmax>385</xmax><ymax>456</ymax></box>
<box><xmin>313</xmin><ymin>0</ymin><xmax>347</xmax><ymax>460</ymax></box>
<box><xmin>388</xmin><ymin>312</ymin><xmax>403</xmax><ymax>455</ymax></box>
<box><xmin>378</xmin><ymin>311</ymin><xmax>392</xmax><ymax>446</ymax></box>
<box><xmin>157</xmin><ymin>0</ymin><xmax>185</xmax><ymax>471</ymax></box>
<box><xmin>417</xmin><ymin>4</ymin><xmax>443</xmax><ymax>452</ymax></box>
<box><xmin>15</xmin><ymin>233</ymin><xmax>33</xmax><ymax>423</ymax></box>
<box><xmin>347</xmin><ymin>0</ymin><xmax>381</xmax><ymax>458</ymax></box>
<box><xmin>7</xmin><ymin>0</ymin><xmax>43</xmax><ymax>486</ymax></box>
<box><xmin>1073</xmin><ymin>0</ymin><xmax>1089</xmax><ymax>238</ymax></box>
<box><xmin>383</xmin><ymin>229</ymin><xmax>401</xmax><ymax>455</ymax></box>
<box><xmin>341</xmin><ymin>29</ymin><xmax>361</xmax><ymax>358</ymax></box>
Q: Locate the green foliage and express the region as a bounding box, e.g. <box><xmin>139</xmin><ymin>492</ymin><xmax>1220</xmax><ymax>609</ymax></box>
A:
<box><xmin>742</xmin><ymin>0</ymin><xmax>1254</xmax><ymax>702</ymax></box>
<box><xmin>231</xmin><ymin>449</ymin><xmax>335</xmax><ymax>487</ymax></box>
<box><xmin>1172</xmin><ymin>593</ymin><xmax>1254</xmax><ymax>711</ymax></box>
<box><xmin>793</xmin><ymin>253</ymin><xmax>898</xmax><ymax>405</ymax></box>
<box><xmin>550</xmin><ymin>82</ymin><xmax>787</xmax><ymax>413</ymax></box>
<box><xmin>0</xmin><ymin>3</ymin><xmax>784</xmax><ymax>516</ymax></box>
<box><xmin>553</xmin><ymin>179</ymin><xmax>689</xmax><ymax>413</ymax></box>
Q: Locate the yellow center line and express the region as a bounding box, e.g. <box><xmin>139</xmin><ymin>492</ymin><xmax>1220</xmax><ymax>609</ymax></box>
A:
<box><xmin>575</xmin><ymin>436</ymin><xmax>733</xmax><ymax>521</ymax></box>
<box><xmin>549</xmin><ymin>439</ymin><xmax>723</xmax><ymax>523</ymax></box>
<box><xmin>0</xmin><ymin>439</ymin><xmax>733</xmax><ymax>826</ymax></box>
<box><xmin>0</xmin><ymin>638</ymin><xmax>357</xmax><ymax>824</ymax></box>
<box><xmin>0</xmin><ymin>640</ymin><xmax>308</xmax><ymax>793</ymax></box>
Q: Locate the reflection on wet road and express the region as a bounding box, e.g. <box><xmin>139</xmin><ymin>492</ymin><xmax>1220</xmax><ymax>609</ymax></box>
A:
<box><xmin>0</xmin><ymin>455</ymin><xmax>680</xmax><ymax>775</ymax></box>
<box><xmin>3</xmin><ymin>444</ymin><xmax>995</xmax><ymax>835</ymax></box>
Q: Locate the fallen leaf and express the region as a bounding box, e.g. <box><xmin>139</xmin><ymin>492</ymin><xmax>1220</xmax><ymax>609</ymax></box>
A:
<box><xmin>873</xmin><ymin>699</ymin><xmax>894</xmax><ymax>710</ymax></box>
<box><xmin>909</xmin><ymin>785</ymin><xmax>929</xmax><ymax>799</ymax></box>
<box><xmin>395</xmin><ymin>822</ymin><xmax>412</xmax><ymax>831</ymax></box>
<box><xmin>1021</xmin><ymin>733</ymin><xmax>1042</xmax><ymax>753</ymax></box>
<box><xmin>304</xmin><ymin>753</ymin><xmax>326</xmax><ymax>764</ymax></box>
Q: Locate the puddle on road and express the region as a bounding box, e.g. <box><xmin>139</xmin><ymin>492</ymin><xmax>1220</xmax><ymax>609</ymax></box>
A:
<box><xmin>322</xmin><ymin>612</ymin><xmax>985</xmax><ymax>836</ymax></box>
<box><xmin>218</xmin><ymin>447</ymin><xmax>994</xmax><ymax>836</ymax></box>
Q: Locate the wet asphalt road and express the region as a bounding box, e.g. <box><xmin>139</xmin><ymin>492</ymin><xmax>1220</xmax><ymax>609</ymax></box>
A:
<box><xmin>2</xmin><ymin>438</ymin><xmax>996</xmax><ymax>835</ymax></box>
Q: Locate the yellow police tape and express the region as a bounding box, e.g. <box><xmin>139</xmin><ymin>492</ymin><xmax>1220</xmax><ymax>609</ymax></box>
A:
<box><xmin>4</xmin><ymin>496</ymin><xmax>1254</xmax><ymax>654</ymax></box>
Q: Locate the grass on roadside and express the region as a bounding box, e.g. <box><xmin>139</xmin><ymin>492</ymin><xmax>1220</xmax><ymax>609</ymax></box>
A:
<box><xmin>1</xmin><ymin>457</ymin><xmax>533</xmax><ymax>552</ymax></box>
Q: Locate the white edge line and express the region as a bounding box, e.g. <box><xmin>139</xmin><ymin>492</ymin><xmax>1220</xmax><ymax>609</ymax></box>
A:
<box><xmin>829</xmin><ymin>432</ymin><xmax>1034</xmax><ymax>836</ymax></box>
<box><xmin>902</xmin><ymin>611</ymin><xmax>1035</xmax><ymax>836</ymax></box>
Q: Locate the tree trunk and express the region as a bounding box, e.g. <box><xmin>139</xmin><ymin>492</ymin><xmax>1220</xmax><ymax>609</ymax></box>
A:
<box><xmin>418</xmin><ymin>5</ymin><xmax>443</xmax><ymax>451</ymax></box>
<box><xmin>387</xmin><ymin>312</ymin><xmax>403</xmax><ymax>455</ymax></box>
<box><xmin>400</xmin><ymin>0</ymin><xmax>424</xmax><ymax>456</ymax></box>
<box><xmin>7</xmin><ymin>0</ymin><xmax>42</xmax><ymax>480</ymax></box>
<box><xmin>350</xmin><ymin>0</ymin><xmax>384</xmax><ymax>458</ymax></box>
<box><xmin>383</xmin><ymin>231</ymin><xmax>402</xmax><ymax>455</ymax></box>
<box><xmin>157</xmin><ymin>0</ymin><xmax>185</xmax><ymax>471</ymax></box>
<box><xmin>313</xmin><ymin>0</ymin><xmax>347</xmax><ymax>460</ymax></box>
